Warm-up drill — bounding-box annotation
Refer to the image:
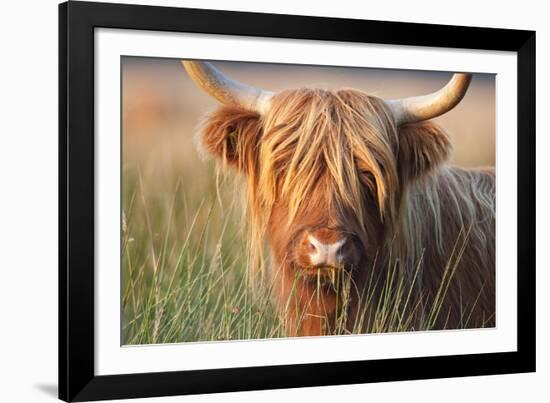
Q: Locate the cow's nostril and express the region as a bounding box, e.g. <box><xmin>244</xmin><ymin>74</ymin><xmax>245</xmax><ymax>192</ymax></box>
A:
<box><xmin>308</xmin><ymin>241</ymin><xmax>317</xmax><ymax>252</ymax></box>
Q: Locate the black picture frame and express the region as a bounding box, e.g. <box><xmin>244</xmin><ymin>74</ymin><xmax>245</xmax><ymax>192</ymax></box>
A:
<box><xmin>59</xmin><ymin>1</ymin><xmax>536</xmax><ymax>401</ymax></box>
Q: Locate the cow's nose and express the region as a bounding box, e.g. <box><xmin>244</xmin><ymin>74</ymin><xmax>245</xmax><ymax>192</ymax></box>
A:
<box><xmin>307</xmin><ymin>234</ymin><xmax>347</xmax><ymax>267</ymax></box>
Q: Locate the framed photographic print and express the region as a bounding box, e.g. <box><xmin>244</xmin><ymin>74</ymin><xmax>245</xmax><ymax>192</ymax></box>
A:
<box><xmin>59</xmin><ymin>1</ymin><xmax>536</xmax><ymax>401</ymax></box>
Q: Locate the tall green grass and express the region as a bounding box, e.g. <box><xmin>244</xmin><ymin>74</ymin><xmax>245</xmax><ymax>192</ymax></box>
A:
<box><xmin>122</xmin><ymin>165</ymin><xmax>286</xmax><ymax>344</ymax></box>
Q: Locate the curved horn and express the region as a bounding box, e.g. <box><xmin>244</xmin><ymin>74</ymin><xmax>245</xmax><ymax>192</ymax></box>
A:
<box><xmin>386</xmin><ymin>73</ymin><xmax>472</xmax><ymax>126</ymax></box>
<box><xmin>182</xmin><ymin>60</ymin><xmax>273</xmax><ymax>114</ymax></box>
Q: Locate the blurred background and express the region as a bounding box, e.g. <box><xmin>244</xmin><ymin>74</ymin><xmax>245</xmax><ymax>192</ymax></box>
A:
<box><xmin>123</xmin><ymin>57</ymin><xmax>495</xmax><ymax>174</ymax></box>
<box><xmin>121</xmin><ymin>57</ymin><xmax>496</xmax><ymax>344</ymax></box>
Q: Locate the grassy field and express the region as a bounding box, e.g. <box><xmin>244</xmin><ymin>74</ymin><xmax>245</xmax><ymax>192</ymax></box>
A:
<box><xmin>122</xmin><ymin>159</ymin><xmax>291</xmax><ymax>344</ymax></box>
<box><xmin>121</xmin><ymin>162</ymin><xmax>475</xmax><ymax>344</ymax></box>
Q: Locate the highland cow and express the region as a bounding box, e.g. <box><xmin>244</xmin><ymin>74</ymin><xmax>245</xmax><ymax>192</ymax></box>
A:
<box><xmin>183</xmin><ymin>61</ymin><xmax>495</xmax><ymax>337</ymax></box>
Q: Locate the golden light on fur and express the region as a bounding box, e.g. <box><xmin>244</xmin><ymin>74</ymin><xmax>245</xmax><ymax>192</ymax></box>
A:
<box><xmin>195</xmin><ymin>75</ymin><xmax>495</xmax><ymax>337</ymax></box>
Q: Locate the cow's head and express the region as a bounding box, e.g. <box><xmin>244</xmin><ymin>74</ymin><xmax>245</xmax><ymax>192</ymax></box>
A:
<box><xmin>183</xmin><ymin>61</ymin><xmax>471</xmax><ymax>284</ymax></box>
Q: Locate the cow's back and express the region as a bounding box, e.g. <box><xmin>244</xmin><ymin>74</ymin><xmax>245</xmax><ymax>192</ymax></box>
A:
<box><xmin>400</xmin><ymin>166</ymin><xmax>496</xmax><ymax>329</ymax></box>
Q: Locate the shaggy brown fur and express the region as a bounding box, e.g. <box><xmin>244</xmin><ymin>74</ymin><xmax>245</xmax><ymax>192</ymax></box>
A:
<box><xmin>198</xmin><ymin>88</ymin><xmax>495</xmax><ymax>336</ymax></box>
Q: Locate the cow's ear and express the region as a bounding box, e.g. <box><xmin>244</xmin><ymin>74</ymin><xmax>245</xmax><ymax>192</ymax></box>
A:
<box><xmin>397</xmin><ymin>121</ymin><xmax>452</xmax><ymax>183</ymax></box>
<box><xmin>198</xmin><ymin>106</ymin><xmax>262</xmax><ymax>173</ymax></box>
